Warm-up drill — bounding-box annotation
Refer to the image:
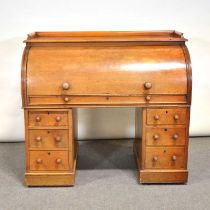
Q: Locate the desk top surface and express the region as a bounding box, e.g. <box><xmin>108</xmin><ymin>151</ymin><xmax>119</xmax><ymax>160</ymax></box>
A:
<box><xmin>24</xmin><ymin>31</ymin><xmax>187</xmax><ymax>43</ymax></box>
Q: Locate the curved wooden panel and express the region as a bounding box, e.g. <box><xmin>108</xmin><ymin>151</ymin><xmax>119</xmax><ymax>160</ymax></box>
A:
<box><xmin>21</xmin><ymin>46</ymin><xmax>30</xmax><ymax>107</ymax></box>
<box><xmin>27</xmin><ymin>45</ymin><xmax>187</xmax><ymax>96</ymax></box>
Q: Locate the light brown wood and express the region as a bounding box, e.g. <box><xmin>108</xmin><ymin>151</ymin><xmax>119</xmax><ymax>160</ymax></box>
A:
<box><xmin>145</xmin><ymin>147</ymin><xmax>185</xmax><ymax>169</ymax></box>
<box><xmin>27</xmin><ymin>45</ymin><xmax>187</xmax><ymax>96</ymax></box>
<box><xmin>25</xmin><ymin>173</ymin><xmax>75</xmax><ymax>186</ymax></box>
<box><xmin>146</xmin><ymin>127</ymin><xmax>186</xmax><ymax>146</ymax></box>
<box><xmin>28</xmin><ymin>95</ymin><xmax>187</xmax><ymax>106</ymax></box>
<box><xmin>29</xmin><ymin>111</ymin><xmax>68</xmax><ymax>127</ymax></box>
<box><xmin>24</xmin><ymin>31</ymin><xmax>187</xmax><ymax>43</ymax></box>
<box><xmin>146</xmin><ymin>108</ymin><xmax>187</xmax><ymax>125</ymax></box>
<box><xmin>29</xmin><ymin>150</ymin><xmax>70</xmax><ymax>171</ymax></box>
<box><xmin>139</xmin><ymin>170</ymin><xmax>188</xmax><ymax>183</ymax></box>
<box><xmin>21</xmin><ymin>31</ymin><xmax>192</xmax><ymax>186</ymax></box>
<box><xmin>28</xmin><ymin>129</ymin><xmax>69</xmax><ymax>149</ymax></box>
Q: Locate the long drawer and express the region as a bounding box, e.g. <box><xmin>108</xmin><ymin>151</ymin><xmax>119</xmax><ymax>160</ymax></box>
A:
<box><xmin>28</xmin><ymin>95</ymin><xmax>187</xmax><ymax>105</ymax></box>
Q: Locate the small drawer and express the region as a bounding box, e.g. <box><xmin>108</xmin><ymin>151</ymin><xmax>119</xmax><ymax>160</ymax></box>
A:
<box><xmin>146</xmin><ymin>127</ymin><xmax>186</xmax><ymax>146</ymax></box>
<box><xmin>145</xmin><ymin>147</ymin><xmax>185</xmax><ymax>169</ymax></box>
<box><xmin>146</xmin><ymin>108</ymin><xmax>187</xmax><ymax>125</ymax></box>
<box><xmin>29</xmin><ymin>129</ymin><xmax>69</xmax><ymax>149</ymax></box>
<box><xmin>29</xmin><ymin>111</ymin><xmax>68</xmax><ymax>127</ymax></box>
<box><xmin>29</xmin><ymin>151</ymin><xmax>69</xmax><ymax>171</ymax></box>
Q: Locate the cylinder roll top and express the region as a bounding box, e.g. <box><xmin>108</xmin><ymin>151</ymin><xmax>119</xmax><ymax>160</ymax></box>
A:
<box><xmin>22</xmin><ymin>31</ymin><xmax>191</xmax><ymax>106</ymax></box>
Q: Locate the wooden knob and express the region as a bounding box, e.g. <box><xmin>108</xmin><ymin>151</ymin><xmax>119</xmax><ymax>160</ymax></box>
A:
<box><xmin>55</xmin><ymin>116</ymin><xmax>62</xmax><ymax>122</ymax></box>
<box><xmin>36</xmin><ymin>136</ymin><xmax>42</xmax><ymax>142</ymax></box>
<box><xmin>55</xmin><ymin>136</ymin><xmax>61</xmax><ymax>142</ymax></box>
<box><xmin>172</xmin><ymin>155</ymin><xmax>177</xmax><ymax>161</ymax></box>
<box><xmin>145</xmin><ymin>95</ymin><xmax>151</xmax><ymax>101</ymax></box>
<box><xmin>154</xmin><ymin>114</ymin><xmax>159</xmax><ymax>120</ymax></box>
<box><xmin>153</xmin><ymin>134</ymin><xmax>159</xmax><ymax>140</ymax></box>
<box><xmin>153</xmin><ymin>156</ymin><xmax>158</xmax><ymax>162</ymax></box>
<box><xmin>64</xmin><ymin>97</ymin><xmax>69</xmax><ymax>102</ymax></box>
<box><xmin>56</xmin><ymin>158</ymin><xmax>62</xmax><ymax>164</ymax></box>
<box><xmin>35</xmin><ymin>116</ymin><xmax>41</xmax><ymax>122</ymax></box>
<box><xmin>173</xmin><ymin>133</ymin><xmax>179</xmax><ymax>140</ymax></box>
<box><xmin>36</xmin><ymin>158</ymin><xmax>42</xmax><ymax>164</ymax></box>
<box><xmin>174</xmin><ymin>114</ymin><xmax>179</xmax><ymax>120</ymax></box>
<box><xmin>62</xmin><ymin>82</ymin><xmax>70</xmax><ymax>90</ymax></box>
<box><xmin>144</xmin><ymin>82</ymin><xmax>152</xmax><ymax>90</ymax></box>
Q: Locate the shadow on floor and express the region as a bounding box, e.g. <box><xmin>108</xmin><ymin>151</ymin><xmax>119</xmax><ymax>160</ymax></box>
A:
<box><xmin>77</xmin><ymin>139</ymin><xmax>136</xmax><ymax>170</ymax></box>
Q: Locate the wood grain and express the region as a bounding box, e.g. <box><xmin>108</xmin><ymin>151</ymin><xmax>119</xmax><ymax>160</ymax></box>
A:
<box><xmin>28</xmin><ymin>129</ymin><xmax>69</xmax><ymax>149</ymax></box>
<box><xmin>28</xmin><ymin>111</ymin><xmax>68</xmax><ymax>127</ymax></box>
<box><xmin>145</xmin><ymin>127</ymin><xmax>186</xmax><ymax>146</ymax></box>
<box><xmin>27</xmin><ymin>45</ymin><xmax>187</xmax><ymax>96</ymax></box>
<box><xmin>145</xmin><ymin>147</ymin><xmax>185</xmax><ymax>169</ymax></box>
<box><xmin>146</xmin><ymin>108</ymin><xmax>187</xmax><ymax>125</ymax></box>
<box><xmin>22</xmin><ymin>31</ymin><xmax>192</xmax><ymax>185</ymax></box>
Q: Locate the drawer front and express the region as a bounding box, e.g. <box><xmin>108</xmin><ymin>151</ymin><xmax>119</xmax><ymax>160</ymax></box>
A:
<box><xmin>29</xmin><ymin>111</ymin><xmax>68</xmax><ymax>127</ymax></box>
<box><xmin>145</xmin><ymin>147</ymin><xmax>186</xmax><ymax>169</ymax></box>
<box><xmin>147</xmin><ymin>108</ymin><xmax>187</xmax><ymax>125</ymax></box>
<box><xmin>27</xmin><ymin>45</ymin><xmax>187</xmax><ymax>96</ymax></box>
<box><xmin>29</xmin><ymin>151</ymin><xmax>69</xmax><ymax>171</ymax></box>
<box><xmin>146</xmin><ymin>128</ymin><xmax>186</xmax><ymax>146</ymax></box>
<box><xmin>29</xmin><ymin>129</ymin><xmax>69</xmax><ymax>148</ymax></box>
<box><xmin>28</xmin><ymin>95</ymin><xmax>187</xmax><ymax>105</ymax></box>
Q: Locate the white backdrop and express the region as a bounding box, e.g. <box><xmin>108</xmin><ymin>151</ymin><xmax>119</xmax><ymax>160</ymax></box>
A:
<box><xmin>0</xmin><ymin>0</ymin><xmax>210</xmax><ymax>141</ymax></box>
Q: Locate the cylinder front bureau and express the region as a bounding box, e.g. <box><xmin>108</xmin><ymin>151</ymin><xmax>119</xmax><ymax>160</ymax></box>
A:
<box><xmin>21</xmin><ymin>31</ymin><xmax>192</xmax><ymax>186</ymax></box>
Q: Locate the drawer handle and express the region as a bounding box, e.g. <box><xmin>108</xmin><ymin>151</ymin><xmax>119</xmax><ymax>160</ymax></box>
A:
<box><xmin>35</xmin><ymin>116</ymin><xmax>41</xmax><ymax>122</ymax></box>
<box><xmin>62</xmin><ymin>82</ymin><xmax>70</xmax><ymax>90</ymax></box>
<box><xmin>36</xmin><ymin>136</ymin><xmax>42</xmax><ymax>142</ymax></box>
<box><xmin>144</xmin><ymin>82</ymin><xmax>152</xmax><ymax>90</ymax></box>
<box><xmin>64</xmin><ymin>97</ymin><xmax>69</xmax><ymax>102</ymax></box>
<box><xmin>173</xmin><ymin>134</ymin><xmax>179</xmax><ymax>140</ymax></box>
<box><xmin>172</xmin><ymin>155</ymin><xmax>177</xmax><ymax>161</ymax></box>
<box><xmin>174</xmin><ymin>114</ymin><xmax>179</xmax><ymax>120</ymax></box>
<box><xmin>55</xmin><ymin>116</ymin><xmax>62</xmax><ymax>122</ymax></box>
<box><xmin>154</xmin><ymin>114</ymin><xmax>159</xmax><ymax>121</ymax></box>
<box><xmin>36</xmin><ymin>158</ymin><xmax>43</xmax><ymax>164</ymax></box>
<box><xmin>56</xmin><ymin>158</ymin><xmax>62</xmax><ymax>164</ymax></box>
<box><xmin>145</xmin><ymin>95</ymin><xmax>151</xmax><ymax>101</ymax></box>
<box><xmin>153</xmin><ymin>156</ymin><xmax>158</xmax><ymax>162</ymax></box>
<box><xmin>153</xmin><ymin>134</ymin><xmax>159</xmax><ymax>141</ymax></box>
<box><xmin>55</xmin><ymin>136</ymin><xmax>62</xmax><ymax>142</ymax></box>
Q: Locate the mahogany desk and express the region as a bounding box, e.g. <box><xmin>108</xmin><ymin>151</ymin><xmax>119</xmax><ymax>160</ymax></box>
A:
<box><xmin>21</xmin><ymin>31</ymin><xmax>192</xmax><ymax>186</ymax></box>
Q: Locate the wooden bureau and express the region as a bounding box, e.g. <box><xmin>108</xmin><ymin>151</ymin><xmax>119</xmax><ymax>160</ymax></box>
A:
<box><xmin>21</xmin><ymin>31</ymin><xmax>192</xmax><ymax>186</ymax></box>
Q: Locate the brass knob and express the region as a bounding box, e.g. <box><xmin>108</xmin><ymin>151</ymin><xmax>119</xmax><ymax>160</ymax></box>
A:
<box><xmin>55</xmin><ymin>136</ymin><xmax>61</xmax><ymax>142</ymax></box>
<box><xmin>64</xmin><ymin>97</ymin><xmax>69</xmax><ymax>102</ymax></box>
<box><xmin>145</xmin><ymin>95</ymin><xmax>151</xmax><ymax>101</ymax></box>
<box><xmin>36</xmin><ymin>136</ymin><xmax>42</xmax><ymax>142</ymax></box>
<box><xmin>144</xmin><ymin>82</ymin><xmax>152</xmax><ymax>90</ymax></box>
<box><xmin>56</xmin><ymin>158</ymin><xmax>62</xmax><ymax>164</ymax></box>
<box><xmin>154</xmin><ymin>114</ymin><xmax>159</xmax><ymax>121</ymax></box>
<box><xmin>36</xmin><ymin>158</ymin><xmax>42</xmax><ymax>164</ymax></box>
<box><xmin>55</xmin><ymin>116</ymin><xmax>62</xmax><ymax>122</ymax></box>
<box><xmin>174</xmin><ymin>114</ymin><xmax>179</xmax><ymax>120</ymax></box>
<box><xmin>173</xmin><ymin>133</ymin><xmax>179</xmax><ymax>140</ymax></box>
<box><xmin>153</xmin><ymin>156</ymin><xmax>158</xmax><ymax>162</ymax></box>
<box><xmin>35</xmin><ymin>116</ymin><xmax>41</xmax><ymax>122</ymax></box>
<box><xmin>62</xmin><ymin>82</ymin><xmax>70</xmax><ymax>90</ymax></box>
<box><xmin>172</xmin><ymin>155</ymin><xmax>177</xmax><ymax>161</ymax></box>
<box><xmin>153</xmin><ymin>134</ymin><xmax>159</xmax><ymax>141</ymax></box>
